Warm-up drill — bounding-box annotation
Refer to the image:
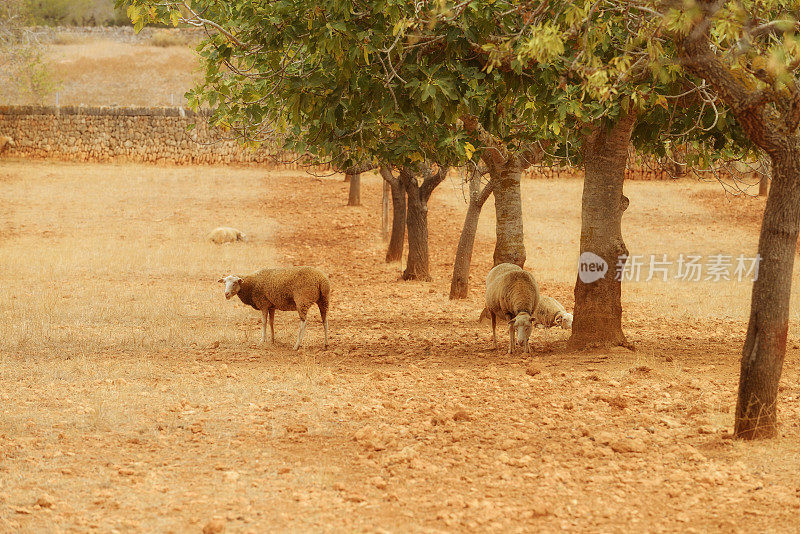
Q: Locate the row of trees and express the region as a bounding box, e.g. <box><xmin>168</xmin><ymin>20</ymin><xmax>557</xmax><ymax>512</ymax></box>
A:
<box><xmin>124</xmin><ymin>0</ymin><xmax>800</xmax><ymax>439</ymax></box>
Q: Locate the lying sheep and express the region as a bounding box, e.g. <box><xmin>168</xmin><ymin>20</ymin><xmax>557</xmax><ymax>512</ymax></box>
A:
<box><xmin>484</xmin><ymin>263</ymin><xmax>539</xmax><ymax>354</ymax></box>
<box><xmin>534</xmin><ymin>296</ymin><xmax>573</xmax><ymax>330</ymax></box>
<box><xmin>218</xmin><ymin>266</ymin><xmax>330</xmax><ymax>350</ymax></box>
<box><xmin>0</xmin><ymin>136</ymin><xmax>15</xmax><ymax>153</ymax></box>
<box><xmin>208</xmin><ymin>226</ymin><xmax>246</xmax><ymax>244</ymax></box>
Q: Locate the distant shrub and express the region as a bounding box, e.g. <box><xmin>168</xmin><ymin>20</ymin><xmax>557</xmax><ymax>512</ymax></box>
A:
<box><xmin>26</xmin><ymin>0</ymin><xmax>132</xmax><ymax>26</ymax></box>
<box><xmin>148</xmin><ymin>30</ymin><xmax>191</xmax><ymax>48</ymax></box>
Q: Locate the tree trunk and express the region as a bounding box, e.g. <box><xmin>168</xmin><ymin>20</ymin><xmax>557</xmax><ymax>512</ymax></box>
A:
<box><xmin>450</xmin><ymin>171</ymin><xmax>493</xmax><ymax>299</ymax></box>
<box><xmin>735</xmin><ymin>150</ymin><xmax>800</xmax><ymax>438</ymax></box>
<box><xmin>381</xmin><ymin>167</ymin><xmax>406</xmax><ymax>263</ymax></box>
<box><xmin>381</xmin><ymin>179</ymin><xmax>390</xmax><ymax>241</ymax></box>
<box><xmin>490</xmin><ymin>157</ymin><xmax>526</xmax><ymax>267</ymax></box>
<box><xmin>401</xmin><ymin>170</ymin><xmax>431</xmax><ymax>281</ymax></box>
<box><xmin>347</xmin><ymin>173</ymin><xmax>361</xmax><ymax>206</ymax></box>
<box><xmin>569</xmin><ymin>112</ymin><xmax>637</xmax><ymax>350</ymax></box>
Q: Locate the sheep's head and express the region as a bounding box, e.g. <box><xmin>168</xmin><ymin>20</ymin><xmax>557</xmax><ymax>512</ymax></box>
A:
<box><xmin>237</xmin><ymin>231</ymin><xmax>247</xmax><ymax>242</ymax></box>
<box><xmin>218</xmin><ymin>275</ymin><xmax>243</xmax><ymax>299</ymax></box>
<box><xmin>509</xmin><ymin>312</ymin><xmax>533</xmax><ymax>344</ymax></box>
<box><xmin>556</xmin><ymin>312</ymin><xmax>573</xmax><ymax>330</ymax></box>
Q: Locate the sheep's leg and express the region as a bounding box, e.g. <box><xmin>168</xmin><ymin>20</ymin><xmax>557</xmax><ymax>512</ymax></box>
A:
<box><xmin>268</xmin><ymin>308</ymin><xmax>275</xmax><ymax>344</ymax></box>
<box><xmin>508</xmin><ymin>323</ymin><xmax>515</xmax><ymax>354</ymax></box>
<box><xmin>319</xmin><ymin>304</ymin><xmax>329</xmax><ymax>349</ymax></box>
<box><xmin>261</xmin><ymin>309</ymin><xmax>268</xmax><ymax>343</ymax></box>
<box><xmin>293</xmin><ymin>306</ymin><xmax>309</xmax><ymax>351</ymax></box>
<box><xmin>293</xmin><ymin>320</ymin><xmax>307</xmax><ymax>351</ymax></box>
<box><xmin>491</xmin><ymin>312</ymin><xmax>497</xmax><ymax>349</ymax></box>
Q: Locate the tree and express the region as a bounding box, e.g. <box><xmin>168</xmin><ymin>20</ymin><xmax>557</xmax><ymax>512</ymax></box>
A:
<box><xmin>673</xmin><ymin>0</ymin><xmax>800</xmax><ymax>438</ymax></box>
<box><xmin>346</xmin><ymin>173</ymin><xmax>361</xmax><ymax>206</ymax></box>
<box><xmin>399</xmin><ymin>164</ymin><xmax>449</xmax><ymax>280</ymax></box>
<box><xmin>379</xmin><ymin>166</ymin><xmax>406</xmax><ymax>263</ymax></box>
<box><xmin>450</xmin><ymin>165</ymin><xmax>493</xmax><ymax>299</ymax></box>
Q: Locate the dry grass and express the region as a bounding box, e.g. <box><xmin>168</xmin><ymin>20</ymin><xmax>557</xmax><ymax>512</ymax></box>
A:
<box><xmin>1</xmin><ymin>161</ymin><xmax>799</xmax><ymax>532</ymax></box>
<box><xmin>9</xmin><ymin>39</ymin><xmax>201</xmax><ymax>106</ymax></box>
<box><xmin>0</xmin><ymin>161</ymin><xmax>283</xmax><ymax>357</ymax></box>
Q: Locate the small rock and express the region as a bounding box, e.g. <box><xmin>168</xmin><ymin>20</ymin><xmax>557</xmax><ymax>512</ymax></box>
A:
<box><xmin>203</xmin><ymin>519</ymin><xmax>226</xmax><ymax>534</ymax></box>
<box><xmin>530</xmin><ymin>503</ymin><xmax>550</xmax><ymax>517</ymax></box>
<box><xmin>285</xmin><ymin>424</ymin><xmax>308</xmax><ymax>434</ymax></box>
<box><xmin>370</xmin><ymin>476</ymin><xmax>388</xmax><ymax>490</ymax></box>
<box><xmin>610</xmin><ymin>437</ymin><xmax>647</xmax><ymax>454</ymax></box>
<box><xmin>35</xmin><ymin>494</ymin><xmax>54</xmax><ymax>508</ymax></box>
<box><xmin>525</xmin><ymin>363</ymin><xmax>542</xmax><ymax>377</ymax></box>
<box><xmin>277</xmin><ymin>467</ymin><xmax>290</xmax><ymax>475</ymax></box>
<box><xmin>453</xmin><ymin>410</ymin><xmax>471</xmax><ymax>422</ymax></box>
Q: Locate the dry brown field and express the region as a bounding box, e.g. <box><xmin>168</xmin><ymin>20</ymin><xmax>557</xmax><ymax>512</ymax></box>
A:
<box><xmin>0</xmin><ymin>159</ymin><xmax>799</xmax><ymax>532</ymax></box>
<box><xmin>7</xmin><ymin>37</ymin><xmax>199</xmax><ymax>107</ymax></box>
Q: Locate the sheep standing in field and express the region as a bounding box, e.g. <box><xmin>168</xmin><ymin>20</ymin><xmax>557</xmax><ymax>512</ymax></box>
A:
<box><xmin>0</xmin><ymin>136</ymin><xmax>15</xmax><ymax>154</ymax></box>
<box><xmin>484</xmin><ymin>263</ymin><xmax>540</xmax><ymax>354</ymax></box>
<box><xmin>208</xmin><ymin>226</ymin><xmax>246</xmax><ymax>244</ymax></box>
<box><xmin>534</xmin><ymin>296</ymin><xmax>573</xmax><ymax>330</ymax></box>
<box><xmin>218</xmin><ymin>266</ymin><xmax>330</xmax><ymax>350</ymax></box>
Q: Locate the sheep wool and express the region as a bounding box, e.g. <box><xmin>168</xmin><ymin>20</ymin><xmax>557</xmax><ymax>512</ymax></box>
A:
<box><xmin>219</xmin><ymin>266</ymin><xmax>330</xmax><ymax>350</ymax></box>
<box><xmin>534</xmin><ymin>296</ymin><xmax>573</xmax><ymax>330</ymax></box>
<box><xmin>208</xmin><ymin>226</ymin><xmax>246</xmax><ymax>244</ymax></box>
<box><xmin>484</xmin><ymin>263</ymin><xmax>540</xmax><ymax>354</ymax></box>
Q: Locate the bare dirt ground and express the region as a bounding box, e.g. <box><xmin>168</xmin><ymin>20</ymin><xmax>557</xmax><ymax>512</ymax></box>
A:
<box><xmin>1</xmin><ymin>160</ymin><xmax>800</xmax><ymax>533</ymax></box>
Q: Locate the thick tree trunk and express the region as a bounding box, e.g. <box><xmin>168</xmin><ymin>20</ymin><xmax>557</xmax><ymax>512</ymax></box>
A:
<box><xmin>401</xmin><ymin>171</ymin><xmax>431</xmax><ymax>281</ymax></box>
<box><xmin>568</xmin><ymin>112</ymin><xmax>637</xmax><ymax>350</ymax></box>
<box><xmin>381</xmin><ymin>179</ymin><xmax>390</xmax><ymax>241</ymax></box>
<box><xmin>450</xmin><ymin>171</ymin><xmax>493</xmax><ymax>299</ymax></box>
<box><xmin>491</xmin><ymin>158</ymin><xmax>526</xmax><ymax>267</ymax></box>
<box><xmin>678</xmin><ymin>1</ymin><xmax>800</xmax><ymax>439</ymax></box>
<box><xmin>735</xmin><ymin>151</ymin><xmax>800</xmax><ymax>438</ymax></box>
<box><xmin>347</xmin><ymin>173</ymin><xmax>361</xmax><ymax>206</ymax></box>
<box><xmin>380</xmin><ymin>167</ymin><xmax>406</xmax><ymax>263</ymax></box>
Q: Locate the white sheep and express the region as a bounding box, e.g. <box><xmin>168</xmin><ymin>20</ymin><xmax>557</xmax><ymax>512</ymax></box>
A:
<box><xmin>208</xmin><ymin>226</ymin><xmax>246</xmax><ymax>244</ymax></box>
<box><xmin>534</xmin><ymin>296</ymin><xmax>573</xmax><ymax>330</ymax></box>
<box><xmin>218</xmin><ymin>266</ymin><xmax>330</xmax><ymax>350</ymax></box>
<box><xmin>484</xmin><ymin>263</ymin><xmax>540</xmax><ymax>354</ymax></box>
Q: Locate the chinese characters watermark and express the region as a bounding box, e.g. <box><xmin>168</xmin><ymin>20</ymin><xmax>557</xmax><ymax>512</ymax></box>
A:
<box><xmin>614</xmin><ymin>254</ymin><xmax>761</xmax><ymax>282</ymax></box>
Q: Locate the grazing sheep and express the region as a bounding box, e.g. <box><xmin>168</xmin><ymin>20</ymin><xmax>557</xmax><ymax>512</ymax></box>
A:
<box><xmin>208</xmin><ymin>226</ymin><xmax>246</xmax><ymax>244</ymax></box>
<box><xmin>534</xmin><ymin>296</ymin><xmax>573</xmax><ymax>330</ymax></box>
<box><xmin>0</xmin><ymin>136</ymin><xmax>15</xmax><ymax>154</ymax></box>
<box><xmin>218</xmin><ymin>266</ymin><xmax>330</xmax><ymax>350</ymax></box>
<box><xmin>484</xmin><ymin>263</ymin><xmax>540</xmax><ymax>354</ymax></box>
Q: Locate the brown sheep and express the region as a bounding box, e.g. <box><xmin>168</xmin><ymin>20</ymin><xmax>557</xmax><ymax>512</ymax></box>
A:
<box><xmin>484</xmin><ymin>263</ymin><xmax>539</xmax><ymax>354</ymax></box>
<box><xmin>219</xmin><ymin>266</ymin><xmax>330</xmax><ymax>350</ymax></box>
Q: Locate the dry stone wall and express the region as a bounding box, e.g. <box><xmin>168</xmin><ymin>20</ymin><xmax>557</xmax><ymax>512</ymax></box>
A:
<box><xmin>0</xmin><ymin>105</ymin><xmax>306</xmax><ymax>167</ymax></box>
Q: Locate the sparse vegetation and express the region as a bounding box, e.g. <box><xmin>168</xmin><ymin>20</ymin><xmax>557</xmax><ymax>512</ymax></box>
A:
<box><xmin>26</xmin><ymin>0</ymin><xmax>131</xmax><ymax>26</ymax></box>
<box><xmin>147</xmin><ymin>29</ymin><xmax>192</xmax><ymax>47</ymax></box>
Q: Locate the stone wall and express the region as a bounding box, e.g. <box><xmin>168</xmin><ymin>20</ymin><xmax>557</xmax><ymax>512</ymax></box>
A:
<box><xmin>0</xmin><ymin>105</ymin><xmax>306</xmax><ymax>167</ymax></box>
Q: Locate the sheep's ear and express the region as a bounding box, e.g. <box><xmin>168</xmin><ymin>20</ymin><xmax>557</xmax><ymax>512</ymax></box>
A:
<box><xmin>217</xmin><ymin>278</ymin><xmax>225</xmax><ymax>283</ymax></box>
<box><xmin>507</xmin><ymin>318</ymin><xmax>515</xmax><ymax>325</ymax></box>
